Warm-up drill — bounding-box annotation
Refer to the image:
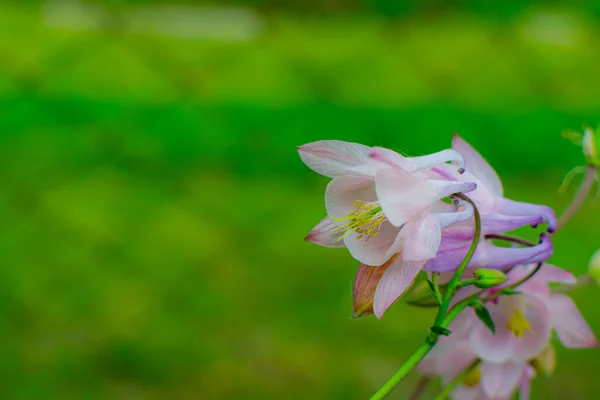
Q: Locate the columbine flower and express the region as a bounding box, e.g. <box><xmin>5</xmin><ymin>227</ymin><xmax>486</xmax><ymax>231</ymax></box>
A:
<box><xmin>419</xmin><ymin>263</ymin><xmax>596</xmax><ymax>400</ymax></box>
<box><xmin>299</xmin><ymin>141</ymin><xmax>478</xmax><ymax>317</ymax></box>
<box><xmin>438</xmin><ymin>135</ymin><xmax>557</xmax><ymax>236</ymax></box>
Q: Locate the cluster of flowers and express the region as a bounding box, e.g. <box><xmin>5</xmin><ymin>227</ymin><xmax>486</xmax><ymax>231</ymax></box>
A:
<box><xmin>298</xmin><ymin>133</ymin><xmax>598</xmax><ymax>400</ymax></box>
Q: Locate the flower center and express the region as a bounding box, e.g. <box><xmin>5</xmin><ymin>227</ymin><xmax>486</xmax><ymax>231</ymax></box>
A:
<box><xmin>330</xmin><ymin>200</ymin><xmax>387</xmax><ymax>242</ymax></box>
<box><xmin>462</xmin><ymin>366</ymin><xmax>481</xmax><ymax>388</ymax></box>
<box><xmin>506</xmin><ymin>309</ymin><xmax>532</xmax><ymax>338</ymax></box>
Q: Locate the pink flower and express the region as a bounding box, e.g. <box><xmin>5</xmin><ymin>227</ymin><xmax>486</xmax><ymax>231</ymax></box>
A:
<box><xmin>437</xmin><ymin>135</ymin><xmax>556</xmax><ymax>237</ymax></box>
<box><xmin>299</xmin><ymin>141</ymin><xmax>478</xmax><ymax>317</ymax></box>
<box><xmin>419</xmin><ymin>264</ymin><xmax>597</xmax><ymax>400</ymax></box>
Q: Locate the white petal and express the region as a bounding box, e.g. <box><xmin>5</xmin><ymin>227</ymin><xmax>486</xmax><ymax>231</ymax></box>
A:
<box><xmin>324</xmin><ymin>176</ymin><xmax>375</xmax><ymax>218</ymax></box>
<box><xmin>305</xmin><ymin>217</ymin><xmax>346</xmax><ymax>248</ymax></box>
<box><xmin>452</xmin><ymin>134</ymin><xmax>503</xmax><ymax>197</ymax></box>
<box><xmin>343</xmin><ymin>221</ymin><xmax>402</xmax><ymax>266</ymax></box>
<box><xmin>297</xmin><ymin>140</ymin><xmax>371</xmax><ymax>178</ymax></box>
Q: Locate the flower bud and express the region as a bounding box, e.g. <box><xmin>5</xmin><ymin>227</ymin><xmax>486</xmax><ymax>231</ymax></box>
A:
<box><xmin>583</xmin><ymin>128</ymin><xmax>600</xmax><ymax>165</ymax></box>
<box><xmin>588</xmin><ymin>249</ymin><xmax>600</xmax><ymax>285</ymax></box>
<box><xmin>472</xmin><ymin>269</ymin><xmax>508</xmax><ymax>289</ymax></box>
<box><xmin>404</xmin><ymin>280</ymin><xmax>440</xmax><ymax>308</ymax></box>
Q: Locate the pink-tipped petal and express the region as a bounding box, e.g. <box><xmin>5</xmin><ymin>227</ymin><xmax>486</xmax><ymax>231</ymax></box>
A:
<box><xmin>480</xmin><ymin>361</ymin><xmax>524</xmax><ymax>400</ymax></box>
<box><xmin>343</xmin><ymin>221</ymin><xmax>402</xmax><ymax>266</ymax></box>
<box><xmin>324</xmin><ymin>176</ymin><xmax>376</xmax><ymax>218</ymax></box>
<box><xmin>452</xmin><ymin>134</ymin><xmax>504</xmax><ymax>197</ymax></box>
<box><xmin>498</xmin><ymin>198</ymin><xmax>557</xmax><ymax>233</ymax></box>
<box><xmin>305</xmin><ymin>217</ymin><xmax>346</xmax><ymax>248</ymax></box>
<box><xmin>297</xmin><ymin>140</ymin><xmax>371</xmax><ymax>178</ymax></box>
<box><xmin>373</xmin><ymin>260</ymin><xmax>424</xmax><ymax>318</ymax></box>
<box><xmin>353</xmin><ymin>261</ymin><xmax>394</xmax><ymax>318</ymax></box>
<box><xmin>550</xmin><ymin>294</ymin><xmax>598</xmax><ymax>348</ymax></box>
<box><xmin>402</xmin><ymin>214</ymin><xmax>442</xmax><ymax>262</ymax></box>
<box><xmin>518</xmin><ymin>365</ymin><xmax>535</xmax><ymax>400</ymax></box>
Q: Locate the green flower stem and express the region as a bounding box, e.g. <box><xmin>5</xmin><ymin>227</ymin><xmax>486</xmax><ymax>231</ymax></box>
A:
<box><xmin>432</xmin><ymin>193</ymin><xmax>481</xmax><ymax>330</ymax></box>
<box><xmin>368</xmin><ymin>342</ymin><xmax>435</xmax><ymax>400</ymax></box>
<box><xmin>432</xmin><ymin>359</ymin><xmax>481</xmax><ymax>400</ymax></box>
<box><xmin>368</xmin><ymin>194</ymin><xmax>481</xmax><ymax>400</ymax></box>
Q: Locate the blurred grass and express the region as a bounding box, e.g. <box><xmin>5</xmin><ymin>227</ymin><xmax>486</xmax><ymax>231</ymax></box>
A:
<box><xmin>0</xmin><ymin>1</ymin><xmax>599</xmax><ymax>399</ymax></box>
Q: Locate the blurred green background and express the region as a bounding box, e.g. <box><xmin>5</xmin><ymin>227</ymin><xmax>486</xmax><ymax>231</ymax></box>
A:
<box><xmin>1</xmin><ymin>0</ymin><xmax>600</xmax><ymax>398</ymax></box>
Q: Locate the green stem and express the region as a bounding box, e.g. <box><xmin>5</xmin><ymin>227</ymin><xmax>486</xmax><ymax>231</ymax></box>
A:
<box><xmin>369</xmin><ymin>194</ymin><xmax>482</xmax><ymax>400</ymax></box>
<box><xmin>368</xmin><ymin>342</ymin><xmax>435</xmax><ymax>400</ymax></box>
<box><xmin>433</xmin><ymin>194</ymin><xmax>481</xmax><ymax>329</ymax></box>
<box><xmin>433</xmin><ymin>359</ymin><xmax>481</xmax><ymax>400</ymax></box>
<box><xmin>482</xmin><ymin>262</ymin><xmax>543</xmax><ymax>303</ymax></box>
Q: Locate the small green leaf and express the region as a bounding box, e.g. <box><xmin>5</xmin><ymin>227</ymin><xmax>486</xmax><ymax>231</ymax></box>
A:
<box><xmin>430</xmin><ymin>326</ymin><xmax>452</xmax><ymax>337</ymax></box>
<box><xmin>474</xmin><ymin>306</ymin><xmax>496</xmax><ymax>334</ymax></box>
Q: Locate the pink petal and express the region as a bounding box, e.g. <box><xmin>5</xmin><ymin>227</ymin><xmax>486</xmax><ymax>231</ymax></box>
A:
<box><xmin>480</xmin><ymin>361</ymin><xmax>524</xmax><ymax>400</ymax></box>
<box><xmin>343</xmin><ymin>221</ymin><xmax>402</xmax><ymax>266</ymax></box>
<box><xmin>375</xmin><ymin>166</ymin><xmax>476</xmax><ymax>227</ymax></box>
<box><xmin>324</xmin><ymin>176</ymin><xmax>375</xmax><ymax>218</ymax></box>
<box><xmin>469</xmin><ymin>295</ymin><xmax>551</xmax><ymax>364</ymax></box>
<box><xmin>297</xmin><ymin>140</ymin><xmax>371</xmax><ymax>178</ymax></box>
<box><xmin>497</xmin><ymin>198</ymin><xmax>557</xmax><ymax>233</ymax></box>
<box><xmin>305</xmin><ymin>217</ymin><xmax>346</xmax><ymax>248</ymax></box>
<box><xmin>373</xmin><ymin>260</ymin><xmax>424</xmax><ymax>318</ymax></box>
<box><xmin>401</xmin><ymin>214</ymin><xmax>442</xmax><ymax>262</ymax></box>
<box><xmin>550</xmin><ymin>294</ymin><xmax>598</xmax><ymax>348</ymax></box>
<box><xmin>452</xmin><ymin>134</ymin><xmax>503</xmax><ymax>197</ymax></box>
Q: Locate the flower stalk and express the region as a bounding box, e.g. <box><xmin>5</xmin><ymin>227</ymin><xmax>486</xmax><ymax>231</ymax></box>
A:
<box><xmin>368</xmin><ymin>194</ymin><xmax>481</xmax><ymax>400</ymax></box>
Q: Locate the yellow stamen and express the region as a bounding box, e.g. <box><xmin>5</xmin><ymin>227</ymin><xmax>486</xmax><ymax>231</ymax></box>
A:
<box><xmin>506</xmin><ymin>309</ymin><xmax>532</xmax><ymax>338</ymax></box>
<box><xmin>462</xmin><ymin>366</ymin><xmax>481</xmax><ymax>387</ymax></box>
<box><xmin>330</xmin><ymin>200</ymin><xmax>387</xmax><ymax>242</ymax></box>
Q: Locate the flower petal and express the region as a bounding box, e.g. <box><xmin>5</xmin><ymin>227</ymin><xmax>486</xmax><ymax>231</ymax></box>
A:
<box><xmin>297</xmin><ymin>140</ymin><xmax>371</xmax><ymax>178</ymax></box>
<box><xmin>550</xmin><ymin>294</ymin><xmax>598</xmax><ymax>348</ymax></box>
<box><xmin>402</xmin><ymin>214</ymin><xmax>442</xmax><ymax>262</ymax></box>
<box><xmin>375</xmin><ymin>166</ymin><xmax>476</xmax><ymax>227</ymax></box>
<box><xmin>480</xmin><ymin>361</ymin><xmax>524</xmax><ymax>400</ymax></box>
<box><xmin>452</xmin><ymin>134</ymin><xmax>503</xmax><ymax>197</ymax></box>
<box><xmin>433</xmin><ymin>199</ymin><xmax>474</xmax><ymax>230</ymax></box>
<box><xmin>353</xmin><ymin>261</ymin><xmax>394</xmax><ymax>318</ymax></box>
<box><xmin>373</xmin><ymin>260</ymin><xmax>424</xmax><ymax>318</ymax></box>
<box><xmin>305</xmin><ymin>217</ymin><xmax>346</xmax><ymax>248</ymax></box>
<box><xmin>370</xmin><ymin>147</ymin><xmax>465</xmax><ymax>173</ymax></box>
<box><xmin>481</xmin><ymin>213</ymin><xmax>545</xmax><ymax>235</ymax></box>
<box><xmin>498</xmin><ymin>198</ymin><xmax>557</xmax><ymax>233</ymax></box>
<box><xmin>343</xmin><ymin>221</ymin><xmax>401</xmax><ymax>266</ymax></box>
<box><xmin>425</xmin><ymin>234</ymin><xmax>553</xmax><ymax>273</ymax></box>
<box><xmin>325</xmin><ymin>176</ymin><xmax>375</xmax><ymax>218</ymax></box>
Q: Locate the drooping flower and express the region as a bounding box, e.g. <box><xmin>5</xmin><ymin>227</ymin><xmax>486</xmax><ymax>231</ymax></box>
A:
<box><xmin>299</xmin><ymin>140</ymin><xmax>479</xmax><ymax>317</ymax></box>
<box><xmin>419</xmin><ymin>263</ymin><xmax>597</xmax><ymax>400</ymax></box>
<box><xmin>436</xmin><ymin>135</ymin><xmax>557</xmax><ymax>236</ymax></box>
